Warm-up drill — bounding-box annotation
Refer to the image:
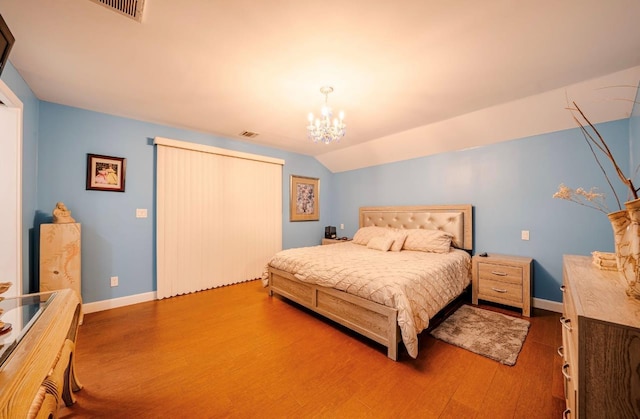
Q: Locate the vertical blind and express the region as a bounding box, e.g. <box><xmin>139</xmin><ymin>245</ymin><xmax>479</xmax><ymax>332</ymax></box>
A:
<box><xmin>155</xmin><ymin>137</ymin><xmax>284</xmax><ymax>299</ymax></box>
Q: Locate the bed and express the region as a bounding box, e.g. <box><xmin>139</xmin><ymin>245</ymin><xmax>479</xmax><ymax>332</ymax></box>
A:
<box><xmin>266</xmin><ymin>204</ymin><xmax>473</xmax><ymax>360</ymax></box>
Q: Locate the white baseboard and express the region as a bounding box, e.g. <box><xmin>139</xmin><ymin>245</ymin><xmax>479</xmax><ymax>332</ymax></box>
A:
<box><xmin>82</xmin><ymin>291</ymin><xmax>157</xmax><ymax>314</ymax></box>
<box><xmin>82</xmin><ymin>291</ymin><xmax>563</xmax><ymax>315</ymax></box>
<box><xmin>533</xmin><ymin>297</ymin><xmax>562</xmax><ymax>313</ymax></box>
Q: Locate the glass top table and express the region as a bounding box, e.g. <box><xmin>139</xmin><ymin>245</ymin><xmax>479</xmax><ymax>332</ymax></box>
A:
<box><xmin>0</xmin><ymin>292</ymin><xmax>57</xmax><ymax>367</ymax></box>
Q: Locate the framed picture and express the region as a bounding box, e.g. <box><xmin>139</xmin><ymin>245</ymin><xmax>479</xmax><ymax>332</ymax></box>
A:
<box><xmin>86</xmin><ymin>154</ymin><xmax>126</xmax><ymax>192</ymax></box>
<box><xmin>290</xmin><ymin>175</ymin><xmax>319</xmax><ymax>221</ymax></box>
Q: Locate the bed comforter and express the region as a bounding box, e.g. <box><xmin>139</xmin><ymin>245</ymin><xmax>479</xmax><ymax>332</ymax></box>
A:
<box><xmin>266</xmin><ymin>242</ymin><xmax>471</xmax><ymax>358</ymax></box>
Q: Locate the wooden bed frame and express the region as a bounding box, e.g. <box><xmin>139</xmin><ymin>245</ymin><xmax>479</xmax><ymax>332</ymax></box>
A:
<box><xmin>267</xmin><ymin>204</ymin><xmax>473</xmax><ymax>360</ymax></box>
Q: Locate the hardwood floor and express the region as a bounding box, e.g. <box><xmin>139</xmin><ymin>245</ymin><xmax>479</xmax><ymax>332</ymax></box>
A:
<box><xmin>60</xmin><ymin>280</ymin><xmax>565</xmax><ymax>418</ymax></box>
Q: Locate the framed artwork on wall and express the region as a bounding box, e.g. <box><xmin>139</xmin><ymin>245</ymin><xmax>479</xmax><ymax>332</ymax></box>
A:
<box><xmin>290</xmin><ymin>175</ymin><xmax>319</xmax><ymax>221</ymax></box>
<box><xmin>86</xmin><ymin>154</ymin><xmax>126</xmax><ymax>192</ymax></box>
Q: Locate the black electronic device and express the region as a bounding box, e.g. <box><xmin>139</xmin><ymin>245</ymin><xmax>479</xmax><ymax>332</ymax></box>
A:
<box><xmin>324</xmin><ymin>226</ymin><xmax>337</xmax><ymax>239</ymax></box>
<box><xmin>479</xmin><ymin>252</ymin><xmax>488</xmax><ymax>257</ymax></box>
<box><xmin>0</xmin><ymin>14</ymin><xmax>15</xmax><ymax>77</ymax></box>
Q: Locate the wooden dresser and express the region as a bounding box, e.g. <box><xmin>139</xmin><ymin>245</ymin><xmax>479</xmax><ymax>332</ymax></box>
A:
<box><xmin>472</xmin><ymin>254</ymin><xmax>532</xmax><ymax>316</ymax></box>
<box><xmin>0</xmin><ymin>289</ymin><xmax>82</xmax><ymax>418</ymax></box>
<box><xmin>561</xmin><ymin>255</ymin><xmax>640</xmax><ymax>418</ymax></box>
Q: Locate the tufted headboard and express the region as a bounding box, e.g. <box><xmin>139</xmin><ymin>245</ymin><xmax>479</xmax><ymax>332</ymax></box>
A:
<box><xmin>359</xmin><ymin>204</ymin><xmax>473</xmax><ymax>250</ymax></box>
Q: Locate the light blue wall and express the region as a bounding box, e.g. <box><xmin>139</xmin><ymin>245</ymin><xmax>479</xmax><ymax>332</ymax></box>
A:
<box><xmin>334</xmin><ymin>120</ymin><xmax>630</xmax><ymax>302</ymax></box>
<box><xmin>36</xmin><ymin>102</ymin><xmax>333</xmax><ymax>303</ymax></box>
<box><xmin>631</xmin><ymin>85</ymin><xmax>640</xmax><ymax>191</ymax></box>
<box><xmin>2</xmin><ymin>58</ymin><xmax>635</xmax><ymax>305</ymax></box>
<box><xmin>0</xmin><ymin>61</ymin><xmax>39</xmax><ymax>294</ymax></box>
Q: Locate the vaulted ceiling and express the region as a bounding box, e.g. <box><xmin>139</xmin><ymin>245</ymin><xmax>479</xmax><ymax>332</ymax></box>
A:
<box><xmin>2</xmin><ymin>0</ymin><xmax>640</xmax><ymax>172</ymax></box>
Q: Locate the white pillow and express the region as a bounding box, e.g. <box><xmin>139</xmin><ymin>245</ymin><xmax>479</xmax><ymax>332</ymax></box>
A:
<box><xmin>352</xmin><ymin>226</ymin><xmax>389</xmax><ymax>245</ymax></box>
<box><xmin>387</xmin><ymin>229</ymin><xmax>408</xmax><ymax>252</ymax></box>
<box><xmin>403</xmin><ymin>229</ymin><xmax>453</xmax><ymax>253</ymax></box>
<box><xmin>367</xmin><ymin>235</ymin><xmax>395</xmax><ymax>252</ymax></box>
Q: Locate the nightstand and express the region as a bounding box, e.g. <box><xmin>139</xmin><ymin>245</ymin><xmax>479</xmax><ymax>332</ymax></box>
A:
<box><xmin>472</xmin><ymin>254</ymin><xmax>533</xmax><ymax>317</ymax></box>
<box><xmin>321</xmin><ymin>238</ymin><xmax>350</xmax><ymax>245</ymax></box>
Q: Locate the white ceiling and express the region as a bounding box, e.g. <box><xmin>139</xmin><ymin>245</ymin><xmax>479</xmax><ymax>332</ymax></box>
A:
<box><xmin>2</xmin><ymin>0</ymin><xmax>640</xmax><ymax>172</ymax></box>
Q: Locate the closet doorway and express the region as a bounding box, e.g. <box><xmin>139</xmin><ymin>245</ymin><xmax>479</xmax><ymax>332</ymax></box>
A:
<box><xmin>155</xmin><ymin>137</ymin><xmax>284</xmax><ymax>299</ymax></box>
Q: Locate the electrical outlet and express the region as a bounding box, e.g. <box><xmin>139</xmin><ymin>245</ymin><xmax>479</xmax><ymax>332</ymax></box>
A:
<box><xmin>521</xmin><ymin>230</ymin><xmax>530</xmax><ymax>241</ymax></box>
<box><xmin>136</xmin><ymin>208</ymin><xmax>148</xmax><ymax>218</ymax></box>
<box><xmin>110</xmin><ymin>276</ymin><xmax>119</xmax><ymax>287</ymax></box>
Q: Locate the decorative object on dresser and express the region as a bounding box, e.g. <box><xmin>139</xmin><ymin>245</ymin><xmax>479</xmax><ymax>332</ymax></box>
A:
<box><xmin>472</xmin><ymin>254</ymin><xmax>532</xmax><ymax>317</ymax></box>
<box><xmin>0</xmin><ymin>289</ymin><xmax>83</xmax><ymax>417</ymax></box>
<box><xmin>39</xmin><ymin>222</ymin><xmax>82</xmax><ymax>322</ymax></box>
<box><xmin>289</xmin><ymin>175</ymin><xmax>319</xmax><ymax>221</ymax></box>
<box><xmin>561</xmin><ymin>255</ymin><xmax>640</xmax><ymax>418</ymax></box>
<box><xmin>267</xmin><ymin>204</ymin><xmax>473</xmax><ymax>360</ymax></box>
<box><xmin>609</xmin><ymin>199</ymin><xmax>640</xmax><ymax>299</ymax></box>
<box><xmin>52</xmin><ymin>202</ymin><xmax>75</xmax><ymax>224</ymax></box>
<box><xmin>430</xmin><ymin>304</ymin><xmax>530</xmax><ymax>366</ymax></box>
<box><xmin>591</xmin><ymin>251</ymin><xmax>617</xmax><ymax>271</ymax></box>
<box><xmin>0</xmin><ymin>282</ymin><xmax>11</xmax><ymax>295</ymax></box>
<box><xmin>0</xmin><ymin>282</ymin><xmax>12</xmax><ymax>334</ymax></box>
<box><xmin>552</xmin><ymin>97</ymin><xmax>640</xmax><ymax>300</ymax></box>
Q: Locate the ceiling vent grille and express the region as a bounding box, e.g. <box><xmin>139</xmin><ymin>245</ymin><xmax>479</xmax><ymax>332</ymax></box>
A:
<box><xmin>239</xmin><ymin>131</ymin><xmax>259</xmax><ymax>138</ymax></box>
<box><xmin>88</xmin><ymin>0</ymin><xmax>145</xmax><ymax>22</ymax></box>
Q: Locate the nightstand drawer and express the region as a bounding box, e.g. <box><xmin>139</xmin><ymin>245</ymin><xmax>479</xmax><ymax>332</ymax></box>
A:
<box><xmin>472</xmin><ymin>254</ymin><xmax>532</xmax><ymax>316</ymax></box>
<box><xmin>477</xmin><ymin>263</ymin><xmax>523</xmax><ymax>285</ymax></box>
<box><xmin>478</xmin><ymin>278</ymin><xmax>523</xmax><ymax>303</ymax></box>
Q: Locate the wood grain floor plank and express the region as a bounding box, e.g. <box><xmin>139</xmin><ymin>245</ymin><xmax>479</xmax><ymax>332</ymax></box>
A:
<box><xmin>450</xmin><ymin>354</ymin><xmax>497</xmax><ymax>408</ymax></box>
<box><xmin>439</xmin><ymin>398</ymin><xmax>478</xmax><ymax>419</ymax></box>
<box><xmin>59</xmin><ymin>280</ymin><xmax>563</xmax><ymax>418</ymax></box>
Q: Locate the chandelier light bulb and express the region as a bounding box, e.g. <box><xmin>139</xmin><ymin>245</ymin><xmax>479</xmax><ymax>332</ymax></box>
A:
<box><xmin>306</xmin><ymin>86</ymin><xmax>346</xmax><ymax>144</ymax></box>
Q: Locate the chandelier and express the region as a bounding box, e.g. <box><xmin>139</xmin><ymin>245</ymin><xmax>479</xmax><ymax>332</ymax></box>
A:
<box><xmin>307</xmin><ymin>86</ymin><xmax>346</xmax><ymax>144</ymax></box>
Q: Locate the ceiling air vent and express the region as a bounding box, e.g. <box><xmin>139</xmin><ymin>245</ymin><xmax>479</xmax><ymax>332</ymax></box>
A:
<box><xmin>88</xmin><ymin>0</ymin><xmax>145</xmax><ymax>22</ymax></box>
<box><xmin>239</xmin><ymin>131</ymin><xmax>259</xmax><ymax>138</ymax></box>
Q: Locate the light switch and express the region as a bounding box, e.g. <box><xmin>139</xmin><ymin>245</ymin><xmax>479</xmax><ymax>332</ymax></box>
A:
<box><xmin>521</xmin><ymin>230</ymin><xmax>530</xmax><ymax>241</ymax></box>
<box><xmin>136</xmin><ymin>208</ymin><xmax>148</xmax><ymax>218</ymax></box>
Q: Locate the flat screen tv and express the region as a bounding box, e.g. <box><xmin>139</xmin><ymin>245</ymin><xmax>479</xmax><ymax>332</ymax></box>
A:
<box><xmin>0</xmin><ymin>13</ymin><xmax>15</xmax><ymax>77</ymax></box>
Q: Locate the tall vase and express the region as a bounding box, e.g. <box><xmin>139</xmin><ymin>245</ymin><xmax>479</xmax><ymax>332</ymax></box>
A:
<box><xmin>624</xmin><ymin>198</ymin><xmax>640</xmax><ymax>299</ymax></box>
<box><xmin>608</xmin><ymin>199</ymin><xmax>640</xmax><ymax>299</ymax></box>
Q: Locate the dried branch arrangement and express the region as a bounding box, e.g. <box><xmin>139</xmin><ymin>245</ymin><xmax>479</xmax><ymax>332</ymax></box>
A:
<box><xmin>554</xmin><ymin>100</ymin><xmax>639</xmax><ymax>213</ymax></box>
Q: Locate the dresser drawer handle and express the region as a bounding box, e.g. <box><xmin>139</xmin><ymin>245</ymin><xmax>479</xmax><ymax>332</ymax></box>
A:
<box><xmin>560</xmin><ymin>316</ymin><xmax>572</xmax><ymax>331</ymax></box>
<box><xmin>491</xmin><ymin>271</ymin><xmax>508</xmax><ymax>276</ymax></box>
<box><xmin>562</xmin><ymin>363</ymin><xmax>571</xmax><ymax>381</ymax></box>
<box><xmin>491</xmin><ymin>287</ymin><xmax>508</xmax><ymax>293</ymax></box>
<box><xmin>557</xmin><ymin>345</ymin><xmax>564</xmax><ymax>358</ymax></box>
<box><xmin>563</xmin><ymin>408</ymin><xmax>571</xmax><ymax>419</ymax></box>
